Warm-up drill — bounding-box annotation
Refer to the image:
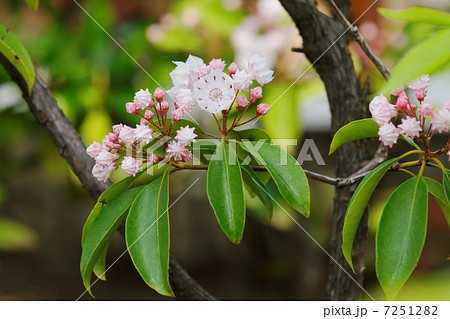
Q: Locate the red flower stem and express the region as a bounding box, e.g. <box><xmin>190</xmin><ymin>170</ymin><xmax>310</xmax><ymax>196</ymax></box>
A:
<box><xmin>212</xmin><ymin>113</ymin><xmax>222</xmax><ymax>131</ymax></box>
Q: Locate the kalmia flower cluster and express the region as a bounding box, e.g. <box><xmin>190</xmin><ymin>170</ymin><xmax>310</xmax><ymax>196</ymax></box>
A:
<box><xmin>86</xmin><ymin>87</ymin><xmax>197</xmax><ymax>182</ymax></box>
<box><xmin>86</xmin><ymin>54</ymin><xmax>274</xmax><ymax>182</ymax></box>
<box><xmin>370</xmin><ymin>74</ymin><xmax>450</xmax><ymax>159</ymax></box>
<box><xmin>167</xmin><ymin>54</ymin><xmax>273</xmax><ymax>132</ymax></box>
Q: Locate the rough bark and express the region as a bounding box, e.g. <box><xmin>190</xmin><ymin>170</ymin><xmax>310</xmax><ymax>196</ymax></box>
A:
<box><xmin>0</xmin><ymin>53</ymin><xmax>215</xmax><ymax>300</ymax></box>
<box><xmin>279</xmin><ymin>0</ymin><xmax>377</xmax><ymax>300</ymax></box>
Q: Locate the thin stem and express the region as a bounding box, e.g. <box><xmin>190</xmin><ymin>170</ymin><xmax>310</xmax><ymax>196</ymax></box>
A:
<box><xmin>398</xmin><ymin>168</ymin><xmax>416</xmax><ymax>177</ymax></box>
<box><xmin>326</xmin><ymin>0</ymin><xmax>391</xmax><ymax>80</ymax></box>
<box><xmin>212</xmin><ymin>113</ymin><xmax>221</xmax><ymax>131</ymax></box>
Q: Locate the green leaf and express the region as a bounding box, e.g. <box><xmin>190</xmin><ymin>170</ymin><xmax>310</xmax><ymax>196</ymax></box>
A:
<box><xmin>24</xmin><ymin>0</ymin><xmax>39</xmax><ymax>12</ymax></box>
<box><xmin>442</xmin><ymin>169</ymin><xmax>450</xmax><ymax>205</ymax></box>
<box><xmin>242</xmin><ymin>141</ymin><xmax>310</xmax><ymax>217</ymax></box>
<box><xmin>240</xmin><ymin>162</ymin><xmax>273</xmax><ymax>220</ymax></box>
<box><xmin>376</xmin><ymin>176</ymin><xmax>428</xmax><ymax>300</ymax></box>
<box><xmin>0</xmin><ymin>24</ymin><xmax>35</xmax><ymax>94</ymax></box>
<box><xmin>342</xmin><ymin>153</ymin><xmax>413</xmax><ymax>270</ymax></box>
<box><xmin>164</xmin><ymin>119</ymin><xmax>205</xmax><ymax>136</ymax></box>
<box><xmin>329</xmin><ymin>118</ymin><xmax>379</xmax><ymax>154</ymax></box>
<box><xmin>423</xmin><ymin>177</ymin><xmax>450</xmax><ymax>228</ymax></box>
<box><xmin>82</xmin><ymin>175</ymin><xmax>139</xmax><ymax>245</ymax></box>
<box><xmin>207</xmin><ymin>140</ymin><xmax>246</xmax><ymax>244</ymax></box>
<box><xmin>80</xmin><ymin>186</ymin><xmax>144</xmax><ymax>295</ymax></box>
<box><xmin>378</xmin><ymin>7</ymin><xmax>450</xmax><ymax>27</ymax></box>
<box><xmin>230</xmin><ymin>128</ymin><xmax>272</xmax><ymax>142</ymax></box>
<box><xmin>380</xmin><ymin>28</ymin><xmax>450</xmax><ymax>95</ymax></box>
<box><xmin>0</xmin><ymin>216</ymin><xmax>38</xmax><ymax>252</ymax></box>
<box><xmin>92</xmin><ymin>244</ymin><xmax>108</xmax><ymax>281</ymax></box>
<box><xmin>126</xmin><ymin>169</ymin><xmax>174</xmax><ymax>297</ymax></box>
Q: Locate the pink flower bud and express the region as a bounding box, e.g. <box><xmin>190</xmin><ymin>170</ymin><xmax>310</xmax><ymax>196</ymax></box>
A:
<box><xmin>92</xmin><ymin>162</ymin><xmax>116</xmax><ymax>183</ymax></box>
<box><xmin>396</xmin><ymin>91</ymin><xmax>408</xmax><ymax>110</ymax></box>
<box><xmin>181</xmin><ymin>149</ymin><xmax>193</xmax><ymax>162</ymax></box>
<box><xmin>121</xmin><ymin>156</ymin><xmax>143</xmax><ymax>176</ymax></box>
<box><xmin>378</xmin><ymin>122</ymin><xmax>400</xmax><ymax>148</ymax></box>
<box><xmin>148</xmin><ymin>154</ymin><xmax>159</xmax><ymax>164</ymax></box>
<box><xmin>144</xmin><ymin>110</ymin><xmax>154</xmax><ymax>120</ymax></box>
<box><xmin>154</xmin><ymin>87</ymin><xmax>165</xmax><ymax>102</ymax></box>
<box><xmin>86</xmin><ymin>141</ymin><xmax>105</xmax><ymax>159</ymax></box>
<box><xmin>236</xmin><ymin>95</ymin><xmax>249</xmax><ymax>110</ymax></box>
<box><xmin>126</xmin><ymin>102</ymin><xmax>140</xmax><ymax>115</ymax></box>
<box><xmin>209</xmin><ymin>58</ymin><xmax>226</xmax><ymax>72</ymax></box>
<box><xmin>172</xmin><ymin>108</ymin><xmax>185</xmax><ymax>122</ymax></box>
<box><xmin>249</xmin><ymin>86</ymin><xmax>263</xmax><ymax>103</ymax></box>
<box><xmin>228</xmin><ymin>62</ymin><xmax>238</xmax><ymax>76</ymax></box>
<box><xmin>134</xmin><ymin>89</ymin><xmax>152</xmax><ymax>109</ymax></box>
<box><xmin>197</xmin><ymin>64</ymin><xmax>211</xmax><ymax>78</ymax></box>
<box><xmin>140</xmin><ymin>118</ymin><xmax>149</xmax><ymax>126</ymax></box>
<box><xmin>415</xmin><ymin>89</ymin><xmax>426</xmax><ymax>102</ymax></box>
<box><xmin>256</xmin><ymin>103</ymin><xmax>270</xmax><ymax>115</ymax></box>
<box><xmin>161</xmin><ymin>101</ymin><xmax>169</xmax><ymax>112</ymax></box>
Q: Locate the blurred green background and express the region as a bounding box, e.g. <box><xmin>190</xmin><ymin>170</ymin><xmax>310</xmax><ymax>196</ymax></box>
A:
<box><xmin>0</xmin><ymin>0</ymin><xmax>448</xmax><ymax>300</ymax></box>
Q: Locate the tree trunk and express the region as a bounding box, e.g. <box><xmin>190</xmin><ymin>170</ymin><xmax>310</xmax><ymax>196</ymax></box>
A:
<box><xmin>279</xmin><ymin>0</ymin><xmax>376</xmax><ymax>300</ymax></box>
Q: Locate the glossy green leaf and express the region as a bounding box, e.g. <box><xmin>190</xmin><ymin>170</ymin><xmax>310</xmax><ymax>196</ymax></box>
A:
<box><xmin>92</xmin><ymin>244</ymin><xmax>108</xmax><ymax>281</ymax></box>
<box><xmin>0</xmin><ymin>24</ymin><xmax>35</xmax><ymax>94</ymax></box>
<box><xmin>380</xmin><ymin>28</ymin><xmax>450</xmax><ymax>95</ymax></box>
<box><xmin>423</xmin><ymin>177</ymin><xmax>450</xmax><ymax>228</ymax></box>
<box><xmin>207</xmin><ymin>140</ymin><xmax>246</xmax><ymax>244</ymax></box>
<box><xmin>80</xmin><ymin>186</ymin><xmax>144</xmax><ymax>295</ymax></box>
<box><xmin>230</xmin><ymin>128</ymin><xmax>272</xmax><ymax>143</ymax></box>
<box><xmin>24</xmin><ymin>0</ymin><xmax>39</xmax><ymax>12</ymax></box>
<box><xmin>82</xmin><ymin>175</ymin><xmax>139</xmax><ymax>245</ymax></box>
<box><xmin>378</xmin><ymin>7</ymin><xmax>450</xmax><ymax>27</ymax></box>
<box><xmin>342</xmin><ymin>153</ymin><xmax>412</xmax><ymax>270</ymax></box>
<box><xmin>242</xmin><ymin>141</ymin><xmax>310</xmax><ymax>217</ymax></box>
<box><xmin>126</xmin><ymin>169</ymin><xmax>174</xmax><ymax>297</ymax></box>
<box><xmin>240</xmin><ymin>162</ymin><xmax>273</xmax><ymax>220</ymax></box>
<box><xmin>329</xmin><ymin>118</ymin><xmax>379</xmax><ymax>154</ymax></box>
<box><xmin>376</xmin><ymin>176</ymin><xmax>428</xmax><ymax>300</ymax></box>
<box><xmin>442</xmin><ymin>169</ymin><xmax>450</xmax><ymax>206</ymax></box>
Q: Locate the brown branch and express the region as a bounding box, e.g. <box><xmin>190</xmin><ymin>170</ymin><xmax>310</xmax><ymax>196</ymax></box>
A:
<box><xmin>326</xmin><ymin>0</ymin><xmax>391</xmax><ymax>80</ymax></box>
<box><xmin>0</xmin><ymin>53</ymin><xmax>215</xmax><ymax>300</ymax></box>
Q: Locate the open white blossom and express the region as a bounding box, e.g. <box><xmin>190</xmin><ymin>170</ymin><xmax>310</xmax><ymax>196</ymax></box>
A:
<box><xmin>193</xmin><ymin>70</ymin><xmax>235</xmax><ymax>113</ymax></box>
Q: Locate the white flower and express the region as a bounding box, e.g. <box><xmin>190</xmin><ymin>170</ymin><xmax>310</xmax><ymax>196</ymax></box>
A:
<box><xmin>193</xmin><ymin>70</ymin><xmax>236</xmax><ymax>113</ymax></box>
<box><xmin>166</xmin><ymin>141</ymin><xmax>188</xmax><ymax>161</ymax></box>
<box><xmin>175</xmin><ymin>125</ymin><xmax>197</xmax><ymax>146</ymax></box>
<box><xmin>233</xmin><ymin>70</ymin><xmax>253</xmax><ymax>92</ymax></box>
<box><xmin>443</xmin><ymin>99</ymin><xmax>450</xmax><ymax>111</ymax></box>
<box><xmin>134</xmin><ymin>89</ymin><xmax>152</xmax><ymax>109</ymax></box>
<box><xmin>170</xmin><ymin>55</ymin><xmax>205</xmax><ymax>89</ymax></box>
<box><xmin>431</xmin><ymin>108</ymin><xmax>450</xmax><ymax>133</ymax></box>
<box><xmin>134</xmin><ymin>124</ymin><xmax>153</xmax><ymax>145</ymax></box>
<box><xmin>378</xmin><ymin>123</ymin><xmax>400</xmax><ymax>148</ymax></box>
<box><xmin>369</xmin><ymin>94</ymin><xmax>397</xmax><ymax>125</ymax></box>
<box><xmin>121</xmin><ymin>156</ymin><xmax>143</xmax><ymax>176</ymax></box>
<box><xmin>248</xmin><ymin>54</ymin><xmax>274</xmax><ymax>85</ymax></box>
<box><xmin>398</xmin><ymin>117</ymin><xmax>422</xmax><ymax>139</ymax></box>
<box><xmin>92</xmin><ymin>163</ymin><xmax>116</xmax><ymax>183</ymax></box>
<box><xmin>96</xmin><ymin>150</ymin><xmax>119</xmax><ymax>166</ymax></box>
<box><xmin>118</xmin><ymin>125</ymin><xmax>136</xmax><ymax>145</ymax></box>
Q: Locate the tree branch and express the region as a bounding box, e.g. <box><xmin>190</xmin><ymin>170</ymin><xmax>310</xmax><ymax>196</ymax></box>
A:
<box><xmin>0</xmin><ymin>53</ymin><xmax>215</xmax><ymax>300</ymax></box>
<box><xmin>326</xmin><ymin>0</ymin><xmax>391</xmax><ymax>80</ymax></box>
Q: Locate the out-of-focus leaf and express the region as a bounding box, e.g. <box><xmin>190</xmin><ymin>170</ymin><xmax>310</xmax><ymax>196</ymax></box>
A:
<box><xmin>231</xmin><ymin>128</ymin><xmax>272</xmax><ymax>143</ymax></box>
<box><xmin>207</xmin><ymin>140</ymin><xmax>246</xmax><ymax>244</ymax></box>
<box><xmin>381</xmin><ymin>28</ymin><xmax>450</xmax><ymax>95</ymax></box>
<box><xmin>79</xmin><ymin>110</ymin><xmax>112</xmax><ymax>146</ymax></box>
<box><xmin>329</xmin><ymin>118</ymin><xmax>379</xmax><ymax>154</ymax></box>
<box><xmin>0</xmin><ymin>217</ymin><xmax>38</xmax><ymax>252</ymax></box>
<box><xmin>24</xmin><ymin>0</ymin><xmax>39</xmax><ymax>12</ymax></box>
<box><xmin>378</xmin><ymin>7</ymin><xmax>450</xmax><ymax>27</ymax></box>
<box><xmin>126</xmin><ymin>169</ymin><xmax>173</xmax><ymax>297</ymax></box>
<box><xmin>0</xmin><ymin>24</ymin><xmax>35</xmax><ymax>94</ymax></box>
<box><xmin>376</xmin><ymin>177</ymin><xmax>428</xmax><ymax>300</ymax></box>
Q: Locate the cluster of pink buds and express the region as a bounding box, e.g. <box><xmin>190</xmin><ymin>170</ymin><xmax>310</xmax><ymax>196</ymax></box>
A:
<box><xmin>370</xmin><ymin>74</ymin><xmax>450</xmax><ymax>159</ymax></box>
<box><xmin>167</xmin><ymin>54</ymin><xmax>273</xmax><ymax>133</ymax></box>
<box><xmin>86</xmin><ymin>87</ymin><xmax>197</xmax><ymax>182</ymax></box>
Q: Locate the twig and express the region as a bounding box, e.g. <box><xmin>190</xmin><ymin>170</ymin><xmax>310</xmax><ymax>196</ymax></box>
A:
<box><xmin>326</xmin><ymin>0</ymin><xmax>391</xmax><ymax>80</ymax></box>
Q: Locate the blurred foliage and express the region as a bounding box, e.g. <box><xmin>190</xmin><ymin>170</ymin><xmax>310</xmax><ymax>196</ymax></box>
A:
<box><xmin>0</xmin><ymin>216</ymin><xmax>38</xmax><ymax>252</ymax></box>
